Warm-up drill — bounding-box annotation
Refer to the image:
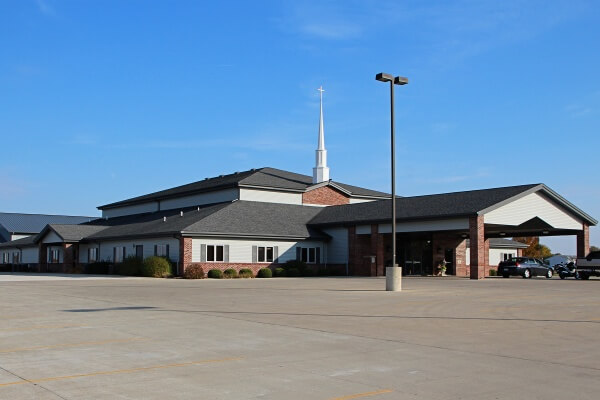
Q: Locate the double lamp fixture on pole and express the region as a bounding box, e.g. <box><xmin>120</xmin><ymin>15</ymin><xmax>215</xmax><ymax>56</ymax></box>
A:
<box><xmin>375</xmin><ymin>72</ymin><xmax>408</xmax><ymax>292</ymax></box>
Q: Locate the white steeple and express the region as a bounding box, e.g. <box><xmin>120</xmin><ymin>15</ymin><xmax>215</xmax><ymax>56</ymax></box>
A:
<box><xmin>313</xmin><ymin>86</ymin><xmax>330</xmax><ymax>184</ymax></box>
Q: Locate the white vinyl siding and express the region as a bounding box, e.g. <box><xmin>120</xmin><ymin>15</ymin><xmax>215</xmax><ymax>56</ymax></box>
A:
<box><xmin>378</xmin><ymin>218</ymin><xmax>469</xmax><ymax>233</ymax></box>
<box><xmin>97</xmin><ymin>238</ymin><xmax>179</xmax><ymax>262</ymax></box>
<box><xmin>239</xmin><ymin>188</ymin><xmax>303</xmax><ymax>205</ymax></box>
<box><xmin>465</xmin><ymin>246</ymin><xmax>519</xmax><ymax>266</ymax></box>
<box><xmin>322</xmin><ymin>227</ymin><xmax>348</xmax><ymax>263</ymax></box>
<box><xmin>21</xmin><ymin>247</ymin><xmax>39</xmax><ymax>264</ymax></box>
<box><xmin>484</xmin><ymin>192</ymin><xmax>582</xmax><ymax>230</ymax></box>
<box><xmin>192</xmin><ymin>238</ymin><xmax>324</xmax><ymax>264</ymax></box>
<box><xmin>160</xmin><ymin>188</ymin><xmax>239</xmax><ymax>211</ymax></box>
<box><xmin>102</xmin><ymin>202</ymin><xmax>159</xmax><ymax>219</ymax></box>
<box><xmin>42</xmin><ymin>231</ymin><xmax>63</xmax><ymax>244</ymax></box>
<box><xmin>349</xmin><ymin>198</ymin><xmax>378</xmax><ymax>204</ymax></box>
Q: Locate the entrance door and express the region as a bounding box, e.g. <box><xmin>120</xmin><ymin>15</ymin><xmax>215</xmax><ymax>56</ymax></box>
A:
<box><xmin>444</xmin><ymin>248</ymin><xmax>455</xmax><ymax>275</ymax></box>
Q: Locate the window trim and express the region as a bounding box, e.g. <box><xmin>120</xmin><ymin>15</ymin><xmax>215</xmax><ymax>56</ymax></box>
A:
<box><xmin>257</xmin><ymin>246</ymin><xmax>274</xmax><ymax>263</ymax></box>
<box><xmin>206</xmin><ymin>244</ymin><xmax>225</xmax><ymax>263</ymax></box>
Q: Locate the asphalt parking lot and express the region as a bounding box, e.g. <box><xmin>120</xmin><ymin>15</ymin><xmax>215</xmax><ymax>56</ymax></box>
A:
<box><xmin>0</xmin><ymin>274</ymin><xmax>598</xmax><ymax>400</ymax></box>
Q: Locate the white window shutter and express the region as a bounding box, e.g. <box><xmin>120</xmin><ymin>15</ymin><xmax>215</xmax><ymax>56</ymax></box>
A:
<box><xmin>200</xmin><ymin>244</ymin><xmax>207</xmax><ymax>262</ymax></box>
<box><xmin>224</xmin><ymin>245</ymin><xmax>230</xmax><ymax>263</ymax></box>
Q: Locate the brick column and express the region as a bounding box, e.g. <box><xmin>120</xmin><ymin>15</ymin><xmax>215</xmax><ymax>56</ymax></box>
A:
<box><xmin>63</xmin><ymin>243</ymin><xmax>75</xmax><ymax>273</ymax></box>
<box><xmin>577</xmin><ymin>223</ymin><xmax>590</xmax><ymax>258</ymax></box>
<box><xmin>179</xmin><ymin>237</ymin><xmax>192</xmax><ymax>276</ymax></box>
<box><xmin>469</xmin><ymin>215</ymin><xmax>486</xmax><ymax>279</ymax></box>
<box><xmin>39</xmin><ymin>243</ymin><xmax>48</xmax><ymax>273</ymax></box>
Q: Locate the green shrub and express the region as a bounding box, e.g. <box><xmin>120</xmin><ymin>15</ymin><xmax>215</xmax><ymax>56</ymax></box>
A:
<box><xmin>183</xmin><ymin>264</ymin><xmax>204</xmax><ymax>279</ymax></box>
<box><xmin>286</xmin><ymin>267</ymin><xmax>300</xmax><ymax>277</ymax></box>
<box><xmin>207</xmin><ymin>269</ymin><xmax>223</xmax><ymax>279</ymax></box>
<box><xmin>274</xmin><ymin>267</ymin><xmax>286</xmax><ymax>277</ymax></box>
<box><xmin>284</xmin><ymin>260</ymin><xmax>307</xmax><ymax>276</ymax></box>
<box><xmin>141</xmin><ymin>256</ymin><xmax>172</xmax><ymax>278</ymax></box>
<box><xmin>85</xmin><ymin>261</ymin><xmax>110</xmax><ymax>275</ymax></box>
<box><xmin>489</xmin><ymin>269</ymin><xmax>497</xmax><ymax>277</ymax></box>
<box><xmin>223</xmin><ymin>268</ymin><xmax>238</xmax><ymax>278</ymax></box>
<box><xmin>116</xmin><ymin>256</ymin><xmax>144</xmax><ymax>276</ymax></box>
<box><xmin>257</xmin><ymin>268</ymin><xmax>272</xmax><ymax>278</ymax></box>
<box><xmin>238</xmin><ymin>268</ymin><xmax>254</xmax><ymax>278</ymax></box>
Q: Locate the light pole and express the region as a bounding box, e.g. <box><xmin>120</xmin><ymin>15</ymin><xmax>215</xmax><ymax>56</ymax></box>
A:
<box><xmin>376</xmin><ymin>72</ymin><xmax>408</xmax><ymax>291</ymax></box>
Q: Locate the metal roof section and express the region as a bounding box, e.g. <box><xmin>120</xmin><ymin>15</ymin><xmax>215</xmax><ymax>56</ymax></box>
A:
<box><xmin>97</xmin><ymin>167</ymin><xmax>390</xmax><ymax>210</ymax></box>
<box><xmin>0</xmin><ymin>212</ymin><xmax>96</xmax><ymax>234</ymax></box>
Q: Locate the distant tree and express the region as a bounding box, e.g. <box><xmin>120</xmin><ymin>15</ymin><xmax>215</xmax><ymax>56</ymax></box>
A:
<box><xmin>590</xmin><ymin>245</ymin><xmax>600</xmax><ymax>252</ymax></box>
<box><xmin>512</xmin><ymin>237</ymin><xmax>552</xmax><ymax>259</ymax></box>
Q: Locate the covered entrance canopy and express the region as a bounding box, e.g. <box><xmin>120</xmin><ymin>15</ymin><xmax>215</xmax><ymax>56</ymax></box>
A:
<box><xmin>310</xmin><ymin>183</ymin><xmax>597</xmax><ymax>279</ymax></box>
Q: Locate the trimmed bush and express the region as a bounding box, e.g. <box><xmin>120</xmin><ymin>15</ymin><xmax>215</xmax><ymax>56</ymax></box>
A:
<box><xmin>257</xmin><ymin>268</ymin><xmax>272</xmax><ymax>278</ymax></box>
<box><xmin>116</xmin><ymin>256</ymin><xmax>144</xmax><ymax>276</ymax></box>
<box><xmin>238</xmin><ymin>268</ymin><xmax>254</xmax><ymax>278</ymax></box>
<box><xmin>85</xmin><ymin>261</ymin><xmax>110</xmax><ymax>275</ymax></box>
<box><xmin>141</xmin><ymin>256</ymin><xmax>172</xmax><ymax>278</ymax></box>
<box><xmin>223</xmin><ymin>268</ymin><xmax>238</xmax><ymax>279</ymax></box>
<box><xmin>489</xmin><ymin>269</ymin><xmax>497</xmax><ymax>277</ymax></box>
<box><xmin>274</xmin><ymin>267</ymin><xmax>286</xmax><ymax>277</ymax></box>
<box><xmin>207</xmin><ymin>269</ymin><xmax>223</xmax><ymax>279</ymax></box>
<box><xmin>183</xmin><ymin>264</ymin><xmax>205</xmax><ymax>279</ymax></box>
<box><xmin>286</xmin><ymin>267</ymin><xmax>300</xmax><ymax>277</ymax></box>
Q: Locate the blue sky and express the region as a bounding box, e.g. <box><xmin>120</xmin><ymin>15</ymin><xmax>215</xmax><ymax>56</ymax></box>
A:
<box><xmin>1</xmin><ymin>0</ymin><xmax>598</xmax><ymax>253</ymax></box>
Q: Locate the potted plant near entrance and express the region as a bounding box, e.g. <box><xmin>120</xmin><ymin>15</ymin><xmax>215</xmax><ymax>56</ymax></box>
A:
<box><xmin>436</xmin><ymin>260</ymin><xmax>447</xmax><ymax>276</ymax></box>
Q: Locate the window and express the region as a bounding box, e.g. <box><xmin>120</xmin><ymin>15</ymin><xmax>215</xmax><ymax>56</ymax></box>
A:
<box><xmin>154</xmin><ymin>244</ymin><xmax>169</xmax><ymax>258</ymax></box>
<box><xmin>1</xmin><ymin>253</ymin><xmax>9</xmax><ymax>264</ymax></box>
<box><xmin>88</xmin><ymin>248</ymin><xmax>98</xmax><ymax>263</ymax></box>
<box><xmin>49</xmin><ymin>249</ymin><xmax>60</xmax><ymax>264</ymax></box>
<box><xmin>297</xmin><ymin>246</ymin><xmax>320</xmax><ymax>264</ymax></box>
<box><xmin>13</xmin><ymin>252</ymin><xmax>20</xmax><ymax>264</ymax></box>
<box><xmin>257</xmin><ymin>246</ymin><xmax>274</xmax><ymax>263</ymax></box>
<box><xmin>501</xmin><ymin>253</ymin><xmax>514</xmax><ymax>261</ymax></box>
<box><xmin>207</xmin><ymin>245</ymin><xmax>224</xmax><ymax>262</ymax></box>
<box><xmin>114</xmin><ymin>246</ymin><xmax>126</xmax><ymax>263</ymax></box>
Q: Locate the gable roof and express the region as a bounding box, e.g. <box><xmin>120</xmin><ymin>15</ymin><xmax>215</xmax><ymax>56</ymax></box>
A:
<box><xmin>36</xmin><ymin>224</ymin><xmax>110</xmax><ymax>243</ymax></box>
<box><xmin>310</xmin><ymin>184</ymin><xmax>541</xmax><ymax>226</ymax></box>
<box><xmin>87</xmin><ymin>201</ymin><xmax>328</xmax><ymax>241</ymax></box>
<box><xmin>0</xmin><ymin>212</ymin><xmax>96</xmax><ymax>235</ymax></box>
<box><xmin>309</xmin><ymin>183</ymin><xmax>597</xmax><ymax>227</ymax></box>
<box><xmin>98</xmin><ymin>167</ymin><xmax>389</xmax><ymax>210</ymax></box>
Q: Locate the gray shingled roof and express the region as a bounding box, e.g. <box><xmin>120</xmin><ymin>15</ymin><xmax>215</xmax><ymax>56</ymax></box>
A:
<box><xmin>309</xmin><ymin>184</ymin><xmax>542</xmax><ymax>226</ymax></box>
<box><xmin>40</xmin><ymin>224</ymin><xmax>110</xmax><ymax>243</ymax></box>
<box><xmin>0</xmin><ymin>235</ymin><xmax>37</xmax><ymax>249</ymax></box>
<box><xmin>98</xmin><ymin>167</ymin><xmax>389</xmax><ymax>209</ymax></box>
<box><xmin>0</xmin><ymin>212</ymin><xmax>95</xmax><ymax>234</ymax></box>
<box><xmin>87</xmin><ymin>201</ymin><xmax>328</xmax><ymax>241</ymax></box>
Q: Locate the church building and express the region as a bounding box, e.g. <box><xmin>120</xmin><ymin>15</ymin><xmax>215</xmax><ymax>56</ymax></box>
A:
<box><xmin>0</xmin><ymin>89</ymin><xmax>596</xmax><ymax>278</ymax></box>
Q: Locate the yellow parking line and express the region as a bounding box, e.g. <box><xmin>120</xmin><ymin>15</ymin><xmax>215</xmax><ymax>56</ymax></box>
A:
<box><xmin>0</xmin><ymin>324</ymin><xmax>86</xmax><ymax>332</ymax></box>
<box><xmin>0</xmin><ymin>337</ymin><xmax>147</xmax><ymax>353</ymax></box>
<box><xmin>329</xmin><ymin>389</ymin><xmax>393</xmax><ymax>400</ymax></box>
<box><xmin>0</xmin><ymin>357</ymin><xmax>243</xmax><ymax>388</ymax></box>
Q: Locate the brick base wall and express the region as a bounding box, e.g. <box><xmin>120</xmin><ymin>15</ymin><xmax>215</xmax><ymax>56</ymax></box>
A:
<box><xmin>185</xmin><ymin>263</ymin><xmax>347</xmax><ymax>276</ymax></box>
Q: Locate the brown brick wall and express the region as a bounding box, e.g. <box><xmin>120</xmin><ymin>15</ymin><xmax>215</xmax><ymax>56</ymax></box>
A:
<box><xmin>577</xmin><ymin>223</ymin><xmax>590</xmax><ymax>257</ymax></box>
<box><xmin>469</xmin><ymin>215</ymin><xmax>486</xmax><ymax>279</ymax></box>
<box><xmin>432</xmin><ymin>234</ymin><xmax>468</xmax><ymax>277</ymax></box>
<box><xmin>348</xmin><ymin>226</ymin><xmax>376</xmax><ymax>276</ymax></box>
<box><xmin>179</xmin><ymin>237</ymin><xmax>193</xmax><ymax>276</ymax></box>
<box><xmin>302</xmin><ymin>185</ymin><xmax>349</xmax><ymax>206</ymax></box>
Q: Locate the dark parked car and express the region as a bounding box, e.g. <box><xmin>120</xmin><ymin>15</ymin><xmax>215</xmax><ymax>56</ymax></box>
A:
<box><xmin>498</xmin><ymin>257</ymin><xmax>553</xmax><ymax>279</ymax></box>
